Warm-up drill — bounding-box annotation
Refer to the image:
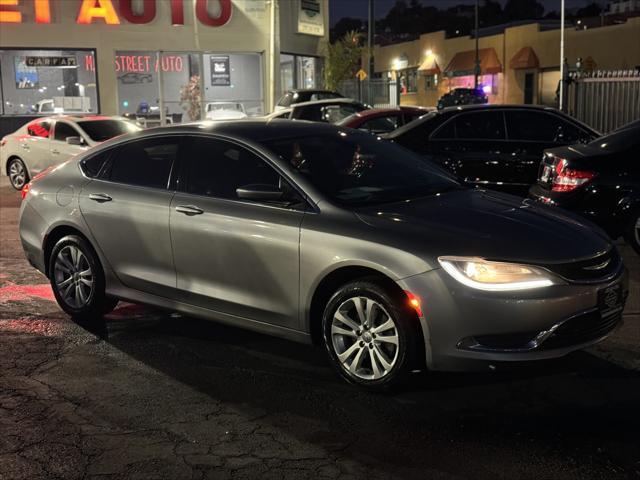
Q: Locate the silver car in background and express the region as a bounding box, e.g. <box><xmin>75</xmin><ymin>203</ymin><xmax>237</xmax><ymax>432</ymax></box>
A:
<box><xmin>19</xmin><ymin>120</ymin><xmax>628</xmax><ymax>389</ymax></box>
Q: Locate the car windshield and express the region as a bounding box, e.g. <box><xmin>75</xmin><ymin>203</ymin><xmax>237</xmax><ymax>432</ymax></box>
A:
<box><xmin>588</xmin><ymin>122</ymin><xmax>640</xmax><ymax>151</ymax></box>
<box><xmin>77</xmin><ymin>119</ymin><xmax>140</xmax><ymax>142</ymax></box>
<box><xmin>263</xmin><ymin>131</ymin><xmax>461</xmax><ymax>207</ymax></box>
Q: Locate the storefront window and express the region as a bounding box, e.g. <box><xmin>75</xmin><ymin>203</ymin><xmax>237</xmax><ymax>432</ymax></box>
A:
<box><xmin>279</xmin><ymin>53</ymin><xmax>323</xmax><ymax>97</ymax></box>
<box><xmin>116</xmin><ymin>52</ymin><xmax>263</xmax><ymax>126</ymax></box>
<box><xmin>0</xmin><ymin>48</ymin><xmax>98</xmax><ymax>115</ymax></box>
<box><xmin>447</xmin><ymin>74</ymin><xmax>500</xmax><ymax>96</ymax></box>
<box><xmin>399</xmin><ymin>68</ymin><xmax>418</xmax><ymax>94</ymax></box>
<box><xmin>280</xmin><ymin>54</ymin><xmax>295</xmax><ymax>94</ymax></box>
<box><xmin>424</xmin><ymin>74</ymin><xmax>438</xmax><ymax>90</ymax></box>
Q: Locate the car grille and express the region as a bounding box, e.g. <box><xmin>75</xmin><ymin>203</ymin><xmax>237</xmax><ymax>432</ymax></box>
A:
<box><xmin>539</xmin><ymin>247</ymin><xmax>621</xmax><ymax>283</ymax></box>
<box><xmin>540</xmin><ymin>309</ymin><xmax>622</xmax><ymax>350</ymax></box>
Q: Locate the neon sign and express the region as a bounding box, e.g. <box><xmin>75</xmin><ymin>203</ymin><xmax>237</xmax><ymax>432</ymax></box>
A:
<box><xmin>115</xmin><ymin>55</ymin><xmax>184</xmax><ymax>73</ymax></box>
<box><xmin>0</xmin><ymin>0</ymin><xmax>232</xmax><ymax>26</ymax></box>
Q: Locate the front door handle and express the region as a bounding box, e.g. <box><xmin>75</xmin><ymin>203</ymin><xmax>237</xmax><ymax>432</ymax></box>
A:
<box><xmin>21</xmin><ymin>144</ymin><xmax>29</xmax><ymax>150</ymax></box>
<box><xmin>175</xmin><ymin>205</ymin><xmax>204</xmax><ymax>216</ymax></box>
<box><xmin>51</xmin><ymin>149</ymin><xmax>60</xmax><ymax>155</ymax></box>
<box><xmin>89</xmin><ymin>193</ymin><xmax>112</xmax><ymax>203</ymax></box>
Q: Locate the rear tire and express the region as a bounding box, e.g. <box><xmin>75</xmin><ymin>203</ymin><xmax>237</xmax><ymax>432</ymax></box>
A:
<box><xmin>8</xmin><ymin>158</ymin><xmax>29</xmax><ymax>190</ymax></box>
<box><xmin>322</xmin><ymin>278</ymin><xmax>419</xmax><ymax>390</ymax></box>
<box><xmin>49</xmin><ymin>235</ymin><xmax>115</xmax><ymax>320</ymax></box>
<box><xmin>625</xmin><ymin>212</ymin><xmax>640</xmax><ymax>255</ymax></box>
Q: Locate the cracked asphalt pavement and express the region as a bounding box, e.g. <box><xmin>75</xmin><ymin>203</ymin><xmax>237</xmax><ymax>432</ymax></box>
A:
<box><xmin>1</xmin><ymin>177</ymin><xmax>639</xmax><ymax>480</ymax></box>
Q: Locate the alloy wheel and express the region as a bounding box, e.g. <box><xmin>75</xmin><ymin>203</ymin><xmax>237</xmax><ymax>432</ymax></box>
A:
<box><xmin>53</xmin><ymin>245</ymin><xmax>94</xmax><ymax>309</ymax></box>
<box><xmin>8</xmin><ymin>160</ymin><xmax>26</xmax><ymax>189</ymax></box>
<box><xmin>331</xmin><ymin>296</ymin><xmax>399</xmax><ymax>381</ymax></box>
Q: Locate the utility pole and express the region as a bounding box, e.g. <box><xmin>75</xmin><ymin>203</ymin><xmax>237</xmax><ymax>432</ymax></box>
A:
<box><xmin>367</xmin><ymin>0</ymin><xmax>375</xmax><ymax>104</ymax></box>
<box><xmin>559</xmin><ymin>0</ymin><xmax>566</xmax><ymax>111</ymax></box>
<box><xmin>474</xmin><ymin>0</ymin><xmax>480</xmax><ymax>89</ymax></box>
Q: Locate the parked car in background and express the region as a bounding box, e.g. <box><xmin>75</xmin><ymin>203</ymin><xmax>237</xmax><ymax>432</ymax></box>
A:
<box><xmin>274</xmin><ymin>89</ymin><xmax>343</xmax><ymax>111</ymax></box>
<box><xmin>437</xmin><ymin>88</ymin><xmax>488</xmax><ymax>110</ymax></box>
<box><xmin>266</xmin><ymin>98</ymin><xmax>370</xmax><ymax>124</ymax></box>
<box><xmin>387</xmin><ymin>105</ymin><xmax>600</xmax><ymax>196</ymax></box>
<box><xmin>118</xmin><ymin>72</ymin><xmax>153</xmax><ymax>84</ymax></box>
<box><xmin>529</xmin><ymin>120</ymin><xmax>640</xmax><ymax>253</ymax></box>
<box><xmin>205</xmin><ymin>102</ymin><xmax>248</xmax><ymax>121</ymax></box>
<box><xmin>1</xmin><ymin>115</ymin><xmax>140</xmax><ymax>190</ymax></box>
<box><xmin>337</xmin><ymin>106</ymin><xmax>431</xmax><ymax>134</ymax></box>
<box><xmin>19</xmin><ymin>120</ymin><xmax>628</xmax><ymax>390</ymax></box>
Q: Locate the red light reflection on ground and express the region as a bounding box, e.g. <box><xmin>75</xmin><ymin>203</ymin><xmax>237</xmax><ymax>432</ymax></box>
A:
<box><xmin>0</xmin><ymin>282</ymin><xmax>55</xmax><ymax>303</ymax></box>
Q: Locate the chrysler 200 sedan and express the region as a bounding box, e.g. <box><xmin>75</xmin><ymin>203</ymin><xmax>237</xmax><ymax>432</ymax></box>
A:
<box><xmin>19</xmin><ymin>120</ymin><xmax>628</xmax><ymax>389</ymax></box>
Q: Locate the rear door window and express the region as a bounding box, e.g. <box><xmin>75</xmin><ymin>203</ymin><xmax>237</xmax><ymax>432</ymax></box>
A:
<box><xmin>359</xmin><ymin>116</ymin><xmax>399</xmax><ymax>134</ymax></box>
<box><xmin>27</xmin><ymin>121</ymin><xmax>51</xmax><ymax>138</ymax></box>
<box><xmin>103</xmin><ymin>137</ymin><xmax>178</xmax><ymax>189</ymax></box>
<box><xmin>455</xmin><ymin>111</ymin><xmax>505</xmax><ymax>140</ymax></box>
<box><xmin>505</xmin><ymin>111</ymin><xmax>587</xmax><ymax>143</ymax></box>
<box><xmin>53</xmin><ymin>121</ymin><xmax>81</xmax><ymax>142</ymax></box>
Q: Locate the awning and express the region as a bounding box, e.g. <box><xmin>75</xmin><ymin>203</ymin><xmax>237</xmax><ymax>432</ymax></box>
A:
<box><xmin>443</xmin><ymin>48</ymin><xmax>502</xmax><ymax>77</ymax></box>
<box><xmin>418</xmin><ymin>56</ymin><xmax>440</xmax><ymax>75</ymax></box>
<box><xmin>509</xmin><ymin>47</ymin><xmax>539</xmax><ymax>70</ymax></box>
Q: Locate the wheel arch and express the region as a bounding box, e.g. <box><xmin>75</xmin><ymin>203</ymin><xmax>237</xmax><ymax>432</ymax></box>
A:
<box><xmin>306</xmin><ymin>265</ymin><xmax>420</xmax><ymax>347</ymax></box>
<box><xmin>5</xmin><ymin>155</ymin><xmax>31</xmax><ymax>179</ymax></box>
<box><xmin>42</xmin><ymin>224</ymin><xmax>95</xmax><ymax>278</ymax></box>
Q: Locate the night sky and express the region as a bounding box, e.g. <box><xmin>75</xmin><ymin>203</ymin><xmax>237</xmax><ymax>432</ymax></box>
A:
<box><xmin>329</xmin><ymin>0</ymin><xmax>596</xmax><ymax>26</ymax></box>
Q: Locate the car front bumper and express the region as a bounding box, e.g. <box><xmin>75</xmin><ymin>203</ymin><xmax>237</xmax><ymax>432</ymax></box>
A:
<box><xmin>398</xmin><ymin>264</ymin><xmax>629</xmax><ymax>372</ymax></box>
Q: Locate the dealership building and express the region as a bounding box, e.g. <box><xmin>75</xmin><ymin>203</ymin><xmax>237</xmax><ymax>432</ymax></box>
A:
<box><xmin>0</xmin><ymin>0</ymin><xmax>328</xmax><ymax>127</ymax></box>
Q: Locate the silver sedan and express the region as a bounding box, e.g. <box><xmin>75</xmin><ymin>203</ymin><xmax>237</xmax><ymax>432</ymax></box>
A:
<box><xmin>19</xmin><ymin>120</ymin><xmax>628</xmax><ymax>389</ymax></box>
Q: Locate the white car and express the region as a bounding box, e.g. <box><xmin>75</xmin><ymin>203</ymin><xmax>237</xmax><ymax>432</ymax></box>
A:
<box><xmin>204</xmin><ymin>102</ymin><xmax>247</xmax><ymax>121</ymax></box>
<box><xmin>1</xmin><ymin>115</ymin><xmax>140</xmax><ymax>190</ymax></box>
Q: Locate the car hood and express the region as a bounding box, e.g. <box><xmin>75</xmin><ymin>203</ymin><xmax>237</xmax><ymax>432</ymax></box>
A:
<box><xmin>354</xmin><ymin>189</ymin><xmax>611</xmax><ymax>264</ymax></box>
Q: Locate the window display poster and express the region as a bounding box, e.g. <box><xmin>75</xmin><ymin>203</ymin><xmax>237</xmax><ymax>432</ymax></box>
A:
<box><xmin>14</xmin><ymin>57</ymin><xmax>38</xmax><ymax>89</ymax></box>
<box><xmin>210</xmin><ymin>56</ymin><xmax>230</xmax><ymax>86</ymax></box>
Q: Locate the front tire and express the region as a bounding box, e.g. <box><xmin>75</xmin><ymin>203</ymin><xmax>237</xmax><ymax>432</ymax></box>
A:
<box><xmin>8</xmin><ymin>157</ymin><xmax>29</xmax><ymax>190</ymax></box>
<box><xmin>49</xmin><ymin>235</ymin><xmax>116</xmax><ymax>320</ymax></box>
<box><xmin>322</xmin><ymin>279</ymin><xmax>419</xmax><ymax>390</ymax></box>
<box><xmin>625</xmin><ymin>212</ymin><xmax>640</xmax><ymax>255</ymax></box>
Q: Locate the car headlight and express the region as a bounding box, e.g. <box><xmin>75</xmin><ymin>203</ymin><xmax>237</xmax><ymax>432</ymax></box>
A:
<box><xmin>438</xmin><ymin>256</ymin><xmax>559</xmax><ymax>291</ymax></box>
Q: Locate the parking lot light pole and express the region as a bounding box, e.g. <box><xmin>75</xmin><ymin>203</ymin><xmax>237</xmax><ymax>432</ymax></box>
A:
<box><xmin>474</xmin><ymin>0</ymin><xmax>480</xmax><ymax>89</ymax></box>
<box><xmin>559</xmin><ymin>0</ymin><xmax>566</xmax><ymax>110</ymax></box>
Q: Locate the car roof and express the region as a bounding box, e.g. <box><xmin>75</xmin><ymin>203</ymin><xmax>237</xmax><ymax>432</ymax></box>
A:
<box><xmin>387</xmin><ymin>104</ymin><xmax>597</xmax><ymax>138</ymax></box>
<box><xmin>34</xmin><ymin>115</ymin><xmax>122</xmax><ymax>123</ymax></box>
<box><xmin>290</xmin><ymin>98</ymin><xmax>363</xmax><ymax>108</ymax></box>
<box><xmin>352</xmin><ymin>106</ymin><xmax>429</xmax><ymax>119</ymax></box>
<box><xmin>104</xmin><ymin>119</ymin><xmax>348</xmax><ymax>145</ymax></box>
<box><xmin>287</xmin><ymin>89</ymin><xmax>339</xmax><ymax>94</ymax></box>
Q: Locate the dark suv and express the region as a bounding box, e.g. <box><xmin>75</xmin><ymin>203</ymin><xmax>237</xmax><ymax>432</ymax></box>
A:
<box><xmin>437</xmin><ymin>88</ymin><xmax>487</xmax><ymax>110</ymax></box>
<box><xmin>387</xmin><ymin>105</ymin><xmax>599</xmax><ymax>196</ymax></box>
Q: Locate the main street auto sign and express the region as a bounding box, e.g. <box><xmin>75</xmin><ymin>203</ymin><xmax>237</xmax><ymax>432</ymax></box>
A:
<box><xmin>26</xmin><ymin>56</ymin><xmax>77</xmax><ymax>68</ymax></box>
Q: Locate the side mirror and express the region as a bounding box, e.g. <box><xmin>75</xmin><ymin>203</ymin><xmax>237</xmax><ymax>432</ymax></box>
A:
<box><xmin>236</xmin><ymin>184</ymin><xmax>283</xmax><ymax>201</ymax></box>
<box><xmin>66</xmin><ymin>136</ymin><xmax>84</xmax><ymax>146</ymax></box>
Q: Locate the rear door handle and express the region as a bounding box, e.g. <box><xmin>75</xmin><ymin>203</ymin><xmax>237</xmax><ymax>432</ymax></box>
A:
<box><xmin>21</xmin><ymin>144</ymin><xmax>29</xmax><ymax>150</ymax></box>
<box><xmin>175</xmin><ymin>205</ymin><xmax>204</xmax><ymax>216</ymax></box>
<box><xmin>89</xmin><ymin>193</ymin><xmax>112</xmax><ymax>203</ymax></box>
<box><xmin>51</xmin><ymin>149</ymin><xmax>60</xmax><ymax>155</ymax></box>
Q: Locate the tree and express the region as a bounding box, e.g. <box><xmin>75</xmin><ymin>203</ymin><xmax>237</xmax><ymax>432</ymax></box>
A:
<box><xmin>575</xmin><ymin>2</ymin><xmax>603</xmax><ymax>17</ymax></box>
<box><xmin>323</xmin><ymin>31</ymin><xmax>367</xmax><ymax>91</ymax></box>
<box><xmin>503</xmin><ymin>0</ymin><xmax>544</xmax><ymax>20</ymax></box>
<box><xmin>330</xmin><ymin>17</ymin><xmax>365</xmax><ymax>43</ymax></box>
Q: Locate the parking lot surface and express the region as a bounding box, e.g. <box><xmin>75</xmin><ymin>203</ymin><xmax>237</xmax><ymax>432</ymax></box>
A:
<box><xmin>1</xmin><ymin>177</ymin><xmax>639</xmax><ymax>480</ymax></box>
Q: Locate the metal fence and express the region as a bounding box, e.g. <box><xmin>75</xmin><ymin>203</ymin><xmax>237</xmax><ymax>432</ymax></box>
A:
<box><xmin>338</xmin><ymin>78</ymin><xmax>397</xmax><ymax>107</ymax></box>
<box><xmin>566</xmin><ymin>69</ymin><xmax>640</xmax><ymax>133</ymax></box>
